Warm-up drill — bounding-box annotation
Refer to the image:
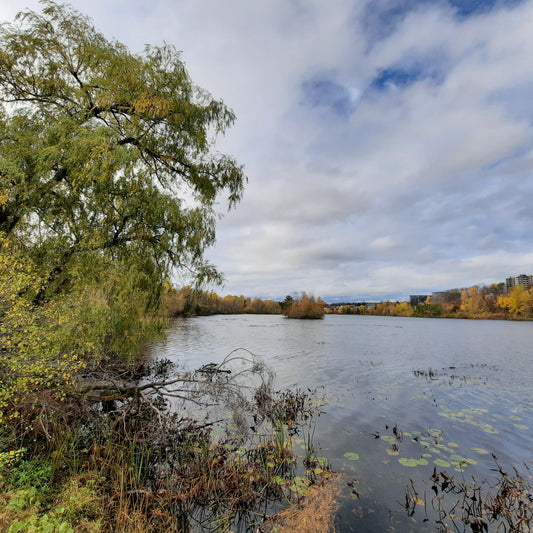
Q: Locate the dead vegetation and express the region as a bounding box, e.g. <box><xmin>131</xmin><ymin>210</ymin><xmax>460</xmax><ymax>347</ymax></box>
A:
<box><xmin>405</xmin><ymin>461</ymin><xmax>533</xmax><ymax>532</ymax></box>
<box><xmin>0</xmin><ymin>349</ymin><xmax>331</xmax><ymax>532</ymax></box>
<box><xmin>260</xmin><ymin>474</ymin><xmax>342</xmax><ymax>533</ymax></box>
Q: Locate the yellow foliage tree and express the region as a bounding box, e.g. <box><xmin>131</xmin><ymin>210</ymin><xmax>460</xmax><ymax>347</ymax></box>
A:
<box><xmin>395</xmin><ymin>302</ymin><xmax>413</xmax><ymax>316</ymax></box>
<box><xmin>498</xmin><ymin>285</ymin><xmax>533</xmax><ymax>315</ymax></box>
<box><xmin>460</xmin><ymin>286</ymin><xmax>487</xmax><ymax>316</ymax></box>
<box><xmin>0</xmin><ymin>235</ymin><xmax>85</xmax><ymax>427</ymax></box>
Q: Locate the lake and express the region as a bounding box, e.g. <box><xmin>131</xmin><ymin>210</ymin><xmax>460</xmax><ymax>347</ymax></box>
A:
<box><xmin>146</xmin><ymin>314</ymin><xmax>533</xmax><ymax>531</ymax></box>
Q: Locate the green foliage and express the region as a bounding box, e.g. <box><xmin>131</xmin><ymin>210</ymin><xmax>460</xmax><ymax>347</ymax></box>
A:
<box><xmin>0</xmin><ymin>2</ymin><xmax>245</xmax><ymax>425</ymax></box>
<box><xmin>280</xmin><ymin>295</ymin><xmax>294</xmax><ymax>312</ymax></box>
<box><xmin>0</xmin><ymin>235</ymin><xmax>86</xmax><ymax>426</ymax></box>
<box><xmin>0</xmin><ymin>0</ymin><xmax>245</xmax><ymax>341</ymax></box>
<box><xmin>3</xmin><ymin>487</ymin><xmax>74</xmax><ymax>533</ymax></box>
<box><xmin>413</xmin><ymin>302</ymin><xmax>443</xmax><ymax>318</ymax></box>
<box><xmin>6</xmin><ymin>459</ymin><xmax>53</xmax><ymax>492</ymax></box>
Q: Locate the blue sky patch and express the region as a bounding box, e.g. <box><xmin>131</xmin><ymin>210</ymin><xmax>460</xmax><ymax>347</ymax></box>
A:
<box><xmin>301</xmin><ymin>78</ymin><xmax>354</xmax><ymax>117</ymax></box>
<box><xmin>370</xmin><ymin>65</ymin><xmax>442</xmax><ymax>91</ymax></box>
<box><xmin>449</xmin><ymin>0</ymin><xmax>524</xmax><ymax>18</ymax></box>
<box><xmin>362</xmin><ymin>0</ymin><xmax>525</xmax><ymax>44</ymax></box>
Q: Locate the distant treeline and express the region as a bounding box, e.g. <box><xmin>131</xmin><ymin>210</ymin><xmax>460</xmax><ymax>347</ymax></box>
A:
<box><xmin>164</xmin><ymin>284</ymin><xmax>533</xmax><ymax>321</ymax></box>
<box><xmin>163</xmin><ymin>286</ymin><xmax>325</xmax><ymax>319</ymax></box>
<box><xmin>329</xmin><ymin>284</ymin><xmax>533</xmax><ymax>320</ymax></box>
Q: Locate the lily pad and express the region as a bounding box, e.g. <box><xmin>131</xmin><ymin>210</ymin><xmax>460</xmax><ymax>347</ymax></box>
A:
<box><xmin>344</xmin><ymin>452</ymin><xmax>360</xmax><ymax>461</ymax></box>
<box><xmin>386</xmin><ymin>447</ymin><xmax>399</xmax><ymax>456</ymax></box>
<box><xmin>295</xmin><ymin>476</ymin><xmax>308</xmax><ymax>486</ymax></box>
<box><xmin>434</xmin><ymin>459</ymin><xmax>451</xmax><ymax>467</ymax></box>
<box><xmin>380</xmin><ymin>435</ymin><xmax>396</xmax><ymax>442</ymax></box>
<box><xmin>398</xmin><ymin>458</ymin><xmax>419</xmax><ymax>467</ymax></box>
<box><xmin>435</xmin><ymin>444</ymin><xmax>455</xmax><ymax>453</ymax></box>
<box><xmin>291</xmin><ymin>476</ymin><xmax>311</xmax><ymax>495</ymax></box>
<box><xmin>450</xmin><ymin>454</ymin><xmax>468</xmax><ymax>462</ymax></box>
<box><xmin>514</xmin><ymin>424</ymin><xmax>529</xmax><ymax>430</ymax></box>
<box><xmin>399</xmin><ymin>458</ymin><xmax>428</xmax><ymax>467</ymax></box>
<box><xmin>472</xmin><ymin>447</ymin><xmax>489</xmax><ymax>455</ymax></box>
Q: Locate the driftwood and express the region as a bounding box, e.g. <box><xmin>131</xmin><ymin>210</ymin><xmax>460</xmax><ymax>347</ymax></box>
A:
<box><xmin>66</xmin><ymin>349</ymin><xmax>275</xmax><ymax>426</ymax></box>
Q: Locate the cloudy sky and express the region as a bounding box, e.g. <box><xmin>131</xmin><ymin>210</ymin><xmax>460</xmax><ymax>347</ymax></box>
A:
<box><xmin>2</xmin><ymin>0</ymin><xmax>533</xmax><ymax>301</ymax></box>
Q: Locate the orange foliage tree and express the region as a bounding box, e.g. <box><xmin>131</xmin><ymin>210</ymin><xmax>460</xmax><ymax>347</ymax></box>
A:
<box><xmin>282</xmin><ymin>293</ymin><xmax>325</xmax><ymax>319</ymax></box>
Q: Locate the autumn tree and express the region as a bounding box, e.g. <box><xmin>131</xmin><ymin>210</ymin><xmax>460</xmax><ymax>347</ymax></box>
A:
<box><xmin>0</xmin><ymin>2</ymin><xmax>245</xmax><ymax>358</ymax></box>
<box><xmin>460</xmin><ymin>286</ymin><xmax>487</xmax><ymax>316</ymax></box>
<box><xmin>498</xmin><ymin>286</ymin><xmax>533</xmax><ymax>316</ymax></box>
<box><xmin>0</xmin><ymin>2</ymin><xmax>246</xmax><ymax>431</ymax></box>
<box><xmin>283</xmin><ymin>293</ymin><xmax>325</xmax><ymax>319</ymax></box>
<box><xmin>395</xmin><ymin>301</ymin><xmax>413</xmax><ymax>316</ymax></box>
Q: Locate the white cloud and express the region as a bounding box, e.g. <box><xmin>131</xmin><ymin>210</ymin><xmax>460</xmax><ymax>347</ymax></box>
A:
<box><xmin>2</xmin><ymin>0</ymin><xmax>533</xmax><ymax>300</ymax></box>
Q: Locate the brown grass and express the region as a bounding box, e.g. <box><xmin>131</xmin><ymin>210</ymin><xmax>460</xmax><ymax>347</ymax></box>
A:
<box><xmin>261</xmin><ymin>474</ymin><xmax>342</xmax><ymax>533</ymax></box>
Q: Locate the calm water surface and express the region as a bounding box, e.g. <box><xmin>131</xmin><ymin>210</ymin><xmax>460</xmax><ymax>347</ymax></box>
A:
<box><xmin>147</xmin><ymin>314</ymin><xmax>533</xmax><ymax>531</ymax></box>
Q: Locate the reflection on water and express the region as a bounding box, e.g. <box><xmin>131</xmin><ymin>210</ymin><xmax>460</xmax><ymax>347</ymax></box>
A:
<box><xmin>146</xmin><ymin>314</ymin><xmax>533</xmax><ymax>532</ymax></box>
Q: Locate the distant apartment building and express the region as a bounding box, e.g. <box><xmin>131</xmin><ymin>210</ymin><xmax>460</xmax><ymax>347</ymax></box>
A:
<box><xmin>409</xmin><ymin>295</ymin><xmax>428</xmax><ymax>306</ymax></box>
<box><xmin>431</xmin><ymin>289</ymin><xmax>462</xmax><ymax>305</ymax></box>
<box><xmin>506</xmin><ymin>274</ymin><xmax>533</xmax><ymax>291</ymax></box>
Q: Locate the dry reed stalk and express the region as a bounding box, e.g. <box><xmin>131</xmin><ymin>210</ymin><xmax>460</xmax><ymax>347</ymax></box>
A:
<box><xmin>261</xmin><ymin>474</ymin><xmax>342</xmax><ymax>533</ymax></box>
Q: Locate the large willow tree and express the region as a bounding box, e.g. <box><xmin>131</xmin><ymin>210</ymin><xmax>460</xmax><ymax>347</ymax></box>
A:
<box><xmin>0</xmin><ymin>2</ymin><xmax>245</xmax><ymax>365</ymax></box>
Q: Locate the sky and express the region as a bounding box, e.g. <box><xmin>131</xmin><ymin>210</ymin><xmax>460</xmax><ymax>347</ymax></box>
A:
<box><xmin>1</xmin><ymin>0</ymin><xmax>533</xmax><ymax>302</ymax></box>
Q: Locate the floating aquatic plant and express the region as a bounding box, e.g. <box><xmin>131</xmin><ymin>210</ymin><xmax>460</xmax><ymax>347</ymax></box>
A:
<box><xmin>343</xmin><ymin>452</ymin><xmax>359</xmax><ymax>461</ymax></box>
<box><xmin>471</xmin><ymin>447</ymin><xmax>489</xmax><ymax>455</ymax></box>
<box><xmin>399</xmin><ymin>458</ymin><xmax>428</xmax><ymax>467</ymax></box>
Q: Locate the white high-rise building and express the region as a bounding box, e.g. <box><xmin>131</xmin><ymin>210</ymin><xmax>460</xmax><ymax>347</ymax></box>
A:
<box><xmin>505</xmin><ymin>274</ymin><xmax>533</xmax><ymax>291</ymax></box>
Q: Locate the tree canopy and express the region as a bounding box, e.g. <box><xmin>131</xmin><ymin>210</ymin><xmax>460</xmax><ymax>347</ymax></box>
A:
<box><xmin>0</xmin><ymin>0</ymin><xmax>246</xmax><ymax>429</ymax></box>
<box><xmin>0</xmin><ymin>1</ymin><xmax>244</xmax><ymax>290</ymax></box>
